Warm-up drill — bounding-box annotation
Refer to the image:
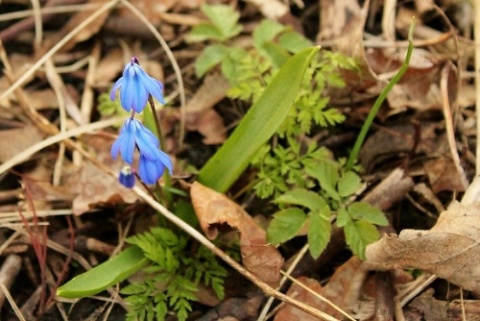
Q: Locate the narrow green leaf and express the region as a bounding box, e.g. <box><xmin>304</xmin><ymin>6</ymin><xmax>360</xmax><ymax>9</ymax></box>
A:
<box><xmin>197</xmin><ymin>47</ymin><xmax>319</xmax><ymax>192</ymax></box>
<box><xmin>275</xmin><ymin>188</ymin><xmax>327</xmax><ymax>211</ymax></box>
<box><xmin>344</xmin><ymin>220</ymin><xmax>380</xmax><ymax>260</ymax></box>
<box><xmin>262</xmin><ymin>41</ymin><xmax>290</xmax><ymax>68</ymax></box>
<box><xmin>308</xmin><ymin>207</ymin><xmax>332</xmax><ymax>259</ymax></box>
<box><xmin>278</xmin><ymin>31</ymin><xmax>312</xmax><ymax>53</ymax></box>
<box><xmin>267</xmin><ymin>208</ymin><xmax>307</xmax><ymax>245</ymax></box>
<box><xmin>348</xmin><ymin>202</ymin><xmax>388</xmax><ymax>226</ymax></box>
<box><xmin>337</xmin><ymin>171</ymin><xmax>362</xmax><ymax>197</ymax></box>
<box><xmin>57</xmin><ymin>246</ymin><xmax>148</xmax><ymax>298</ymax></box>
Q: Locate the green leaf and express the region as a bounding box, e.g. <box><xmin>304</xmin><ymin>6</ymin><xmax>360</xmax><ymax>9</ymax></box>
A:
<box><xmin>275</xmin><ymin>188</ymin><xmax>327</xmax><ymax>211</ymax></box>
<box><xmin>187</xmin><ymin>23</ymin><xmax>224</xmax><ymax>42</ymax></box>
<box><xmin>308</xmin><ymin>207</ymin><xmax>332</xmax><ymax>259</ymax></box>
<box><xmin>253</xmin><ymin>19</ymin><xmax>286</xmax><ymax>50</ymax></box>
<box><xmin>262</xmin><ymin>41</ymin><xmax>290</xmax><ymax>68</ymax></box>
<box><xmin>348</xmin><ymin>202</ymin><xmax>388</xmax><ymax>226</ymax></box>
<box><xmin>57</xmin><ymin>246</ymin><xmax>148</xmax><ymax>298</ymax></box>
<box><xmin>337</xmin><ymin>171</ymin><xmax>362</xmax><ymax>197</ymax></box>
<box><xmin>195</xmin><ymin>44</ymin><xmax>229</xmax><ymax>77</ymax></box>
<box><xmin>336</xmin><ymin>207</ymin><xmax>350</xmax><ymax>227</ymax></box>
<box><xmin>344</xmin><ymin>220</ymin><xmax>380</xmax><ymax>260</ymax></box>
<box><xmin>197</xmin><ymin>47</ymin><xmax>320</xmax><ymax>192</ymax></box>
<box><xmin>188</xmin><ymin>4</ymin><xmax>242</xmax><ymax>42</ymax></box>
<box><xmin>267</xmin><ymin>208</ymin><xmax>307</xmax><ymax>245</ymax></box>
<box><xmin>278</xmin><ymin>30</ymin><xmax>312</xmax><ymax>53</ymax></box>
<box><xmin>306</xmin><ymin>159</ymin><xmax>340</xmax><ymax>200</ymax></box>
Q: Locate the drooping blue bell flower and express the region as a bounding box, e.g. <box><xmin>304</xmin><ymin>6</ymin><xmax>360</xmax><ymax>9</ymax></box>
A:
<box><xmin>111</xmin><ymin>118</ymin><xmax>164</xmax><ymax>165</ymax></box>
<box><xmin>110</xmin><ymin>57</ymin><xmax>166</xmax><ymax>113</ymax></box>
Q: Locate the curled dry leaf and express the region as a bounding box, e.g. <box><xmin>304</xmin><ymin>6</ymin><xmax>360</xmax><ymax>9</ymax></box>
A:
<box><xmin>366</xmin><ymin>201</ymin><xmax>480</xmax><ymax>292</ymax></box>
<box><xmin>190</xmin><ymin>181</ymin><xmax>283</xmax><ymax>287</ymax></box>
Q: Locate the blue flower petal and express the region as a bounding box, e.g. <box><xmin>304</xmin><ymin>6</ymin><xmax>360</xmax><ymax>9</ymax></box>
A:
<box><xmin>138</xmin><ymin>155</ymin><xmax>165</xmax><ymax>184</ymax></box>
<box><xmin>120</xmin><ymin>71</ymin><xmax>134</xmax><ymax>112</ymax></box>
<box><xmin>110</xmin><ymin>77</ymin><xmax>123</xmax><ymax>101</ymax></box>
<box><xmin>137</xmin><ymin>69</ymin><xmax>166</xmax><ymax>105</ymax></box>
<box><xmin>157</xmin><ymin>150</ymin><xmax>173</xmax><ymax>174</ymax></box>
<box><xmin>109</xmin><ymin>57</ymin><xmax>166</xmax><ymax>113</ymax></box>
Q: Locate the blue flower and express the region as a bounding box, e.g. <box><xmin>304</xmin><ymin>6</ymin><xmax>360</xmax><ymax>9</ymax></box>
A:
<box><xmin>110</xmin><ymin>57</ymin><xmax>166</xmax><ymax>113</ymax></box>
<box><xmin>111</xmin><ymin>118</ymin><xmax>164</xmax><ymax>164</ymax></box>
<box><xmin>138</xmin><ymin>153</ymin><xmax>173</xmax><ymax>185</ymax></box>
<box><xmin>111</xmin><ymin>118</ymin><xmax>173</xmax><ymax>186</ymax></box>
<box><xmin>119</xmin><ymin>166</ymin><xmax>135</xmax><ymax>188</ymax></box>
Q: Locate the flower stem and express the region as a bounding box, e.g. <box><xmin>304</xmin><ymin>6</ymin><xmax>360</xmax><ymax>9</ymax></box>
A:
<box><xmin>147</xmin><ymin>96</ymin><xmax>173</xmax><ymax>207</ymax></box>
<box><xmin>346</xmin><ymin>19</ymin><xmax>415</xmax><ymax>170</ymax></box>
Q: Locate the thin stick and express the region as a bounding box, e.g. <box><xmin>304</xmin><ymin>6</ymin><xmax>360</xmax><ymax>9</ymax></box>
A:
<box><xmin>0</xmin><ymin>117</ymin><xmax>122</xmax><ymax>176</ymax></box>
<box><xmin>0</xmin><ymin>284</ymin><xmax>26</xmax><ymax>321</ymax></box>
<box><xmin>257</xmin><ymin>244</ymin><xmax>310</xmax><ymax>321</ymax></box>
<box><xmin>279</xmin><ymin>271</ymin><xmax>355</xmax><ymax>321</ymax></box>
<box><xmin>130</xmin><ymin>186</ymin><xmax>340</xmax><ymax>321</ymax></box>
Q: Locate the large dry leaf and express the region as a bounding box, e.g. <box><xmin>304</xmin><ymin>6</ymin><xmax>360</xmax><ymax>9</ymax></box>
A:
<box><xmin>190</xmin><ymin>181</ymin><xmax>283</xmax><ymax>287</ymax></box>
<box><xmin>0</xmin><ymin>126</ymin><xmax>45</xmax><ymax>163</ymax></box>
<box><xmin>64</xmin><ymin>133</ymin><xmax>138</xmax><ymax>215</ymax></box>
<box><xmin>184</xmin><ymin>74</ymin><xmax>229</xmax><ymax>144</ymax></box>
<box><xmin>366</xmin><ymin>201</ymin><xmax>480</xmax><ymax>292</ymax></box>
<box><xmin>274</xmin><ymin>257</ymin><xmax>368</xmax><ymax>320</ymax></box>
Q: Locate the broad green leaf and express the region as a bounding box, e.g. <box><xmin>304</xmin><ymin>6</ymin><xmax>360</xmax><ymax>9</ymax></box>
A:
<box><xmin>344</xmin><ymin>220</ymin><xmax>380</xmax><ymax>260</ymax></box>
<box><xmin>308</xmin><ymin>207</ymin><xmax>332</xmax><ymax>259</ymax></box>
<box><xmin>195</xmin><ymin>44</ymin><xmax>229</xmax><ymax>77</ymax></box>
<box><xmin>267</xmin><ymin>208</ymin><xmax>307</xmax><ymax>245</ymax></box>
<box><xmin>306</xmin><ymin>159</ymin><xmax>340</xmax><ymax>200</ymax></box>
<box><xmin>278</xmin><ymin>30</ymin><xmax>312</xmax><ymax>53</ymax></box>
<box><xmin>348</xmin><ymin>202</ymin><xmax>388</xmax><ymax>226</ymax></box>
<box><xmin>275</xmin><ymin>188</ymin><xmax>327</xmax><ymax>211</ymax></box>
<box><xmin>253</xmin><ymin>19</ymin><xmax>285</xmax><ymax>49</ymax></box>
<box><xmin>337</xmin><ymin>171</ymin><xmax>362</xmax><ymax>197</ymax></box>
<box><xmin>187</xmin><ymin>23</ymin><xmax>223</xmax><ymax>42</ymax></box>
<box><xmin>336</xmin><ymin>207</ymin><xmax>350</xmax><ymax>227</ymax></box>
<box><xmin>188</xmin><ymin>5</ymin><xmax>242</xmax><ymax>42</ymax></box>
<box><xmin>57</xmin><ymin>246</ymin><xmax>148</xmax><ymax>298</ymax></box>
<box><xmin>197</xmin><ymin>47</ymin><xmax>319</xmax><ymax>192</ymax></box>
<box><xmin>201</xmin><ymin>4</ymin><xmax>242</xmax><ymax>40</ymax></box>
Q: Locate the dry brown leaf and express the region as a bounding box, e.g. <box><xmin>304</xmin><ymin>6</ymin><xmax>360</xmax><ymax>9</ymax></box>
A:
<box><xmin>183</xmin><ymin>74</ymin><xmax>229</xmax><ymax>144</ymax></box>
<box><xmin>117</xmin><ymin>0</ymin><xmax>203</xmax><ymax>25</ymax></box>
<box><xmin>63</xmin><ymin>133</ymin><xmax>138</xmax><ymax>215</ymax></box>
<box><xmin>0</xmin><ymin>126</ymin><xmax>45</xmax><ymax>163</ymax></box>
<box><xmin>39</xmin><ymin>0</ymin><xmax>110</xmax><ymax>54</ymax></box>
<box><xmin>186</xmin><ymin>109</ymin><xmax>226</xmax><ymax>145</ymax></box>
<box><xmin>274</xmin><ymin>257</ymin><xmax>368</xmax><ymax>321</ymax></box>
<box><xmin>424</xmin><ymin>156</ymin><xmax>468</xmax><ymax>193</ymax></box>
<box><xmin>190</xmin><ymin>181</ymin><xmax>283</xmax><ymax>287</ymax></box>
<box><xmin>366</xmin><ymin>201</ymin><xmax>480</xmax><ymax>292</ymax></box>
<box><xmin>93</xmin><ymin>48</ymin><xmax>124</xmax><ymax>86</ymax></box>
<box><xmin>331</xmin><ymin>0</ymin><xmax>380</xmax><ymax>90</ymax></box>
